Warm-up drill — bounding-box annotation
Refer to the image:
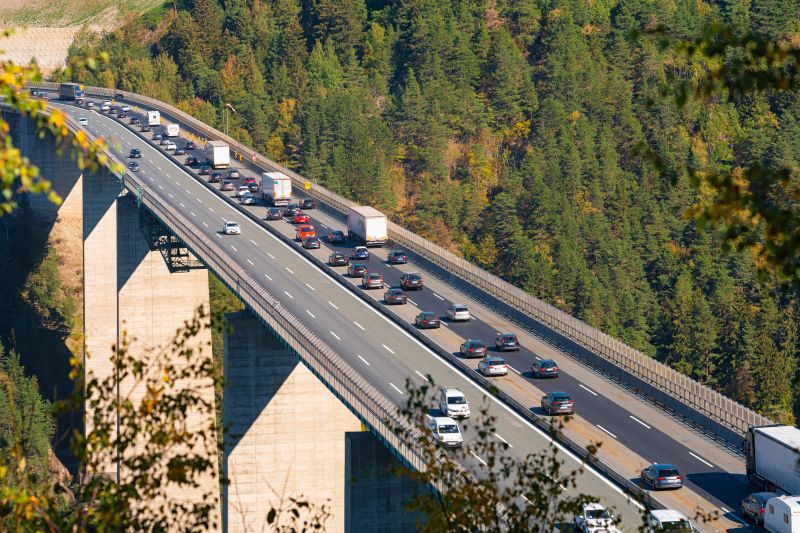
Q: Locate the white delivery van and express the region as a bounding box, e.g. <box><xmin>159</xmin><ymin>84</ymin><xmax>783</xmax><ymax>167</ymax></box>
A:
<box><xmin>765</xmin><ymin>496</ymin><xmax>800</xmax><ymax>533</ymax></box>
<box><xmin>147</xmin><ymin>110</ymin><xmax>161</xmax><ymax>126</ymax></box>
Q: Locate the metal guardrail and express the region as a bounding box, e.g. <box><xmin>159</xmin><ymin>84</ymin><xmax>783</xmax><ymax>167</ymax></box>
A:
<box><xmin>30</xmin><ymin>82</ymin><xmax>772</xmax><ymax>442</ymax></box>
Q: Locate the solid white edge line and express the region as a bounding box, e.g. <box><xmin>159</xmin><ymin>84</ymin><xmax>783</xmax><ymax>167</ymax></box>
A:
<box><xmin>389</xmin><ymin>382</ymin><xmax>403</xmax><ymax>395</ymax></box>
<box><xmin>357</xmin><ymin>355</ymin><xmax>370</xmax><ymax>366</ymax></box>
<box><xmin>596</xmin><ymin>425</ymin><xmax>618</xmax><ymax>439</ymax></box>
<box><xmin>629</xmin><ymin>415</ymin><xmax>651</xmax><ymax>429</ymax></box>
<box><xmin>579</xmin><ymin>384</ymin><xmax>598</xmax><ymax>397</ymax></box>
<box><xmin>689</xmin><ymin>451</ymin><xmax>714</xmax><ymax>468</ymax></box>
<box><xmin>470</xmin><ymin>451</ymin><xmax>488</xmax><ymax>466</ymax></box>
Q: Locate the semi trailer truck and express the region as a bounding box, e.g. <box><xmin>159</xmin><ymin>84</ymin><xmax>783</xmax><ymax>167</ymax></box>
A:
<box><xmin>261</xmin><ymin>172</ymin><xmax>292</xmax><ymax>206</ymax></box>
<box><xmin>745</xmin><ymin>425</ymin><xmax>800</xmax><ymax>494</ymax></box>
<box><xmin>347</xmin><ymin>206</ymin><xmax>388</xmax><ymax>247</ymax></box>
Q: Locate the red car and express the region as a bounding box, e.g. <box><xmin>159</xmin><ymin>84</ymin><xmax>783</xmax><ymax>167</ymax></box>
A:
<box><xmin>243</xmin><ymin>177</ymin><xmax>257</xmax><ymax>185</ymax></box>
<box><xmin>293</xmin><ymin>211</ymin><xmax>309</xmax><ymax>224</ymax></box>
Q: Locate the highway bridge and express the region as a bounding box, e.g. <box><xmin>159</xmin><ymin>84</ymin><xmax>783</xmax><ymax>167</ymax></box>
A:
<box><xmin>23</xmin><ymin>83</ymin><xmax>770</xmax><ymax>531</ymax></box>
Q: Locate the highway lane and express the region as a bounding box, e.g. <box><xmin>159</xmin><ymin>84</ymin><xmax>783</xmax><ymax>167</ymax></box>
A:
<box><xmin>53</xmin><ymin>100</ymin><xmax>654</xmax><ymax>529</ymax></box>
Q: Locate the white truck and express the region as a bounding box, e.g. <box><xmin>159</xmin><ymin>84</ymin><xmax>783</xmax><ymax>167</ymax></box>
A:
<box><xmin>165</xmin><ymin>123</ymin><xmax>179</xmax><ymax>137</ymax></box>
<box><xmin>765</xmin><ymin>496</ymin><xmax>800</xmax><ymax>533</ymax></box>
<box><xmin>205</xmin><ymin>140</ymin><xmax>230</xmax><ymax>169</ymax></box>
<box><xmin>346</xmin><ymin>206</ymin><xmax>387</xmax><ymax>247</ymax></box>
<box><xmin>147</xmin><ymin>110</ymin><xmax>161</xmax><ymax>127</ymax></box>
<box><xmin>745</xmin><ymin>425</ymin><xmax>800</xmax><ymax>494</ymax></box>
<box><xmin>261</xmin><ymin>171</ymin><xmax>292</xmax><ymax>206</ymax></box>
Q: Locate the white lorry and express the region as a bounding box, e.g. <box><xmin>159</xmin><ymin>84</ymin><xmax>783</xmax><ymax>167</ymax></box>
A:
<box><xmin>346</xmin><ymin>206</ymin><xmax>387</xmax><ymax>247</ymax></box>
<box><xmin>765</xmin><ymin>496</ymin><xmax>800</xmax><ymax>533</ymax></box>
<box><xmin>261</xmin><ymin>171</ymin><xmax>292</xmax><ymax>206</ymax></box>
<box><xmin>165</xmin><ymin>123</ymin><xmax>179</xmax><ymax>137</ymax></box>
<box><xmin>745</xmin><ymin>425</ymin><xmax>800</xmax><ymax>494</ymax></box>
<box><xmin>205</xmin><ymin>140</ymin><xmax>230</xmax><ymax>169</ymax></box>
<box><xmin>147</xmin><ymin>110</ymin><xmax>161</xmax><ymax>127</ymax></box>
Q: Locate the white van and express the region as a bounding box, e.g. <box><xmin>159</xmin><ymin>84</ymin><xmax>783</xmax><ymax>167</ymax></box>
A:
<box><xmin>765</xmin><ymin>496</ymin><xmax>800</xmax><ymax>533</ymax></box>
<box><xmin>426</xmin><ymin>416</ymin><xmax>463</xmax><ymax>448</ymax></box>
<box><xmin>646</xmin><ymin>510</ymin><xmax>693</xmax><ymax>532</ymax></box>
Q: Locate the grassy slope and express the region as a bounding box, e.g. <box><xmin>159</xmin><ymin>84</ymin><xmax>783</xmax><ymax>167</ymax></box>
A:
<box><xmin>0</xmin><ymin>0</ymin><xmax>165</xmax><ymax>28</ymax></box>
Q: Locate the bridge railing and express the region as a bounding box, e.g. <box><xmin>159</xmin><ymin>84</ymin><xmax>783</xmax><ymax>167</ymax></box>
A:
<box><xmin>31</xmin><ymin>81</ymin><xmax>773</xmax><ymax>442</ymax></box>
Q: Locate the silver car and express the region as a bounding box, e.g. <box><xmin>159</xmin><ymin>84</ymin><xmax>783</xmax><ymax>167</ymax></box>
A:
<box><xmin>477</xmin><ymin>356</ymin><xmax>508</xmax><ymax>376</ymax></box>
<box><xmin>447</xmin><ymin>304</ymin><xmax>471</xmax><ymax>321</ymax></box>
<box><xmin>640</xmin><ymin>463</ymin><xmax>683</xmax><ymax>490</ymax></box>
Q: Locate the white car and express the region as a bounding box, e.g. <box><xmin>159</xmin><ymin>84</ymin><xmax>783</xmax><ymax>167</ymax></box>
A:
<box><xmin>165</xmin><ymin>141</ymin><xmax>177</xmax><ymax>151</ymax></box>
<box><xmin>78</xmin><ymin>117</ymin><xmax>88</xmax><ymax>126</ymax></box>
<box><xmin>439</xmin><ymin>388</ymin><xmax>470</xmax><ymax>419</ymax></box>
<box><xmin>446</xmin><ymin>304</ymin><xmax>471</xmax><ymax>322</ymax></box>
<box><xmin>646</xmin><ymin>510</ymin><xmax>693</xmax><ymax>533</ymax></box>
<box><xmin>102</xmin><ymin>100</ymin><xmax>111</xmax><ymax>106</ymax></box>
<box><xmin>100</xmin><ymin>104</ymin><xmax>110</xmax><ymax>112</ymax></box>
<box><xmin>87</xmin><ymin>102</ymin><xmax>95</xmax><ymax>108</ymax></box>
<box><xmin>223</xmin><ymin>221</ymin><xmax>241</xmax><ymax>235</ymax></box>
<box><xmin>236</xmin><ymin>186</ymin><xmax>250</xmax><ymax>198</ymax></box>
<box><xmin>121</xmin><ymin>105</ymin><xmax>130</xmax><ymax>112</ymax></box>
<box><xmin>240</xmin><ymin>193</ymin><xmax>255</xmax><ymax>205</ymax></box>
<box><xmin>575</xmin><ymin>503</ymin><xmax>619</xmax><ymax>533</ymax></box>
<box><xmin>427</xmin><ymin>416</ymin><xmax>463</xmax><ymax>448</ymax></box>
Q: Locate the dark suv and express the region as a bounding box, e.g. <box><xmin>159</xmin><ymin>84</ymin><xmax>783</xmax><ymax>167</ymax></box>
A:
<box><xmin>494</xmin><ymin>333</ymin><xmax>519</xmax><ymax>351</ymax></box>
<box><xmin>301</xmin><ymin>198</ymin><xmax>316</xmax><ymax>210</ymax></box>
<box><xmin>400</xmin><ymin>272</ymin><xmax>423</xmax><ymax>291</ymax></box>
<box><xmin>531</xmin><ymin>359</ymin><xmax>559</xmax><ymax>378</ymax></box>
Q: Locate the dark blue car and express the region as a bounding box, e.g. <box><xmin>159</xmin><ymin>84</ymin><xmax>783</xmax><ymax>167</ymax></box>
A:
<box><xmin>352</xmin><ymin>246</ymin><xmax>369</xmax><ymax>260</ymax></box>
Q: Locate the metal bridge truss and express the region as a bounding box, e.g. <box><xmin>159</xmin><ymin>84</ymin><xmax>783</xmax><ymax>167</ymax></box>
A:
<box><xmin>138</xmin><ymin>202</ymin><xmax>205</xmax><ymax>273</ymax></box>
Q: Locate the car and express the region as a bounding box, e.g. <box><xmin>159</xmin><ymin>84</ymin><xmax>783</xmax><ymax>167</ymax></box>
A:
<box><xmin>199</xmin><ymin>165</ymin><xmax>211</xmax><ymax>175</ymax></box>
<box><xmin>186</xmin><ymin>155</ymin><xmax>198</xmax><ymax>166</ymax></box>
<box><xmin>248</xmin><ymin>183</ymin><xmax>259</xmax><ymax>193</ymax></box>
<box><xmin>295</xmin><ymin>225</ymin><xmax>315</xmax><ymax>241</ymax></box>
<box><xmin>236</xmin><ymin>186</ymin><xmax>250</xmax><ymax>198</ymax></box>
<box><xmin>347</xmin><ymin>263</ymin><xmax>368</xmax><ymax>278</ymax></box>
<box><xmin>102</xmin><ymin>100</ymin><xmax>111</xmax><ymax>107</ymax></box>
<box><xmin>223</xmin><ymin>221</ymin><xmax>240</xmax><ymax>235</ymax></box>
<box><xmin>302</xmin><ymin>236</ymin><xmax>321</xmax><ymax>249</ymax></box>
<box><xmin>100</xmin><ymin>104</ymin><xmax>110</xmax><ymax>112</ymax></box>
<box><xmin>460</xmin><ymin>339</ymin><xmax>488</xmax><ymax>358</ymax></box>
<box><xmin>352</xmin><ymin>246</ymin><xmax>369</xmax><ymax>260</ymax></box>
<box><xmin>293</xmin><ymin>211</ymin><xmax>309</xmax><ymax>224</ymax></box>
<box><xmin>108</xmin><ymin>106</ymin><xmax>117</xmax><ymax>115</ymax></box>
<box><xmin>87</xmin><ymin>101</ymin><xmax>95</xmax><ymax>108</ymax></box>
<box><xmin>388</xmin><ymin>250</ymin><xmax>408</xmax><ymax>264</ymax></box>
<box><xmin>495</xmin><ymin>333</ymin><xmax>520</xmax><ymax>352</ymax></box>
<box><xmin>531</xmin><ymin>358</ymin><xmax>560</xmax><ymax>378</ymax></box>
<box><xmin>645</xmin><ymin>510</ymin><xmax>694</xmax><ymax>533</ymax></box>
<box><xmin>478</xmin><ymin>356</ymin><xmax>508</xmax><ymax>376</ymax></box>
<box><xmin>140</xmin><ymin>124</ymin><xmax>151</xmax><ymax>132</ymax></box>
<box><xmin>414</xmin><ymin>312</ymin><xmax>440</xmax><ymax>329</ymax></box>
<box><xmin>240</xmin><ymin>193</ymin><xmax>256</xmax><ymax>205</ymax></box>
<box><xmin>78</xmin><ymin>117</ymin><xmax>88</xmax><ymax>126</ymax></box>
<box><xmin>165</xmin><ymin>141</ymin><xmax>177</xmax><ymax>151</ymax></box>
<box><xmin>446</xmin><ymin>304</ymin><xmax>471</xmax><ymax>322</ymax></box>
<box><xmin>221</xmin><ymin>180</ymin><xmax>235</xmax><ymax>191</ymax></box>
<box><xmin>329</xmin><ymin>252</ymin><xmax>350</xmax><ymax>267</ymax></box>
<box><xmin>174</xmin><ymin>148</ymin><xmax>185</xmax><ymax>156</ymax></box>
<box><xmin>400</xmin><ymin>272</ymin><xmax>423</xmax><ymax>291</ymax></box>
<box><xmin>383</xmin><ymin>288</ymin><xmax>407</xmax><ymax>305</ymax></box>
<box><xmin>242</xmin><ymin>177</ymin><xmax>256</xmax><ymax>185</ymax></box>
<box><xmin>300</xmin><ymin>198</ymin><xmax>316</xmax><ymax>210</ymax></box>
<box><xmin>283</xmin><ymin>203</ymin><xmax>300</xmax><ymax>217</ymax></box>
<box><xmin>640</xmin><ymin>463</ymin><xmax>683</xmax><ymax>490</ymax></box>
<box><xmin>741</xmin><ymin>492</ymin><xmax>775</xmax><ymax>525</ymax></box>
<box><xmin>227</xmin><ymin>169</ymin><xmax>241</xmax><ymax>179</ymax></box>
<box><xmin>130</xmin><ymin>117</ymin><xmax>140</xmax><ymax>125</ymax></box>
<box><xmin>127</xmin><ymin>161</ymin><xmax>140</xmax><ymax>172</ymax></box>
<box><xmin>114</xmin><ymin>92</ymin><xmax>124</xmax><ymax>99</ymax></box>
<box><xmin>117</xmin><ymin>112</ymin><xmax>128</xmax><ymax>119</ymax></box>
<box><xmin>121</xmin><ymin>105</ymin><xmax>130</xmax><ymax>112</ymax></box>
<box><xmin>439</xmin><ymin>388</ymin><xmax>470</xmax><ymax>419</ymax></box>
<box><xmin>326</xmin><ymin>230</ymin><xmax>346</xmax><ymax>244</ymax></box>
<box><xmin>30</xmin><ymin>90</ymin><xmax>40</xmax><ymax>97</ymax></box>
<box><xmin>185</xmin><ymin>141</ymin><xmax>196</xmax><ymax>150</ymax></box>
<box><xmin>574</xmin><ymin>503</ymin><xmax>619</xmax><ymax>533</ymax></box>
<box><xmin>265</xmin><ymin>207</ymin><xmax>282</xmax><ymax>221</ymax></box>
<box><xmin>209</xmin><ymin>171</ymin><xmax>223</xmax><ymax>183</ymax></box>
<box><xmin>160</xmin><ymin>137</ymin><xmax>170</xmax><ymax>146</ymax></box>
<box><xmin>129</xmin><ymin>148</ymin><xmax>142</xmax><ymax>158</ymax></box>
<box><xmin>541</xmin><ymin>391</ymin><xmax>574</xmax><ymax>415</ymax></box>
<box><xmin>362</xmin><ymin>272</ymin><xmax>383</xmax><ymax>289</ymax></box>
<box><xmin>427</xmin><ymin>416</ymin><xmax>463</xmax><ymax>448</ymax></box>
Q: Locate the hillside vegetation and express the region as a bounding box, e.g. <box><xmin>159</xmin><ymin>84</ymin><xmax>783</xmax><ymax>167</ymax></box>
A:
<box><xmin>61</xmin><ymin>0</ymin><xmax>800</xmax><ymax>423</ymax></box>
<box><xmin>0</xmin><ymin>0</ymin><xmax>165</xmax><ymax>29</ymax></box>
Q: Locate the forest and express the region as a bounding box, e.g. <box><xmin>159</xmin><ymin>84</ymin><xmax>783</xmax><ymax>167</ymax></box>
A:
<box><xmin>59</xmin><ymin>0</ymin><xmax>800</xmax><ymax>423</ymax></box>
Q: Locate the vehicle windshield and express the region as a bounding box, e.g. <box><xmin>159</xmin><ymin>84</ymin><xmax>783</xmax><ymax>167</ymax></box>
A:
<box><xmin>422</xmin><ymin>313</ymin><xmax>436</xmax><ymax>319</ymax></box>
<box><xmin>454</xmin><ymin>305</ymin><xmax>468</xmax><ymax>312</ymax></box>
<box><xmin>407</xmin><ymin>274</ymin><xmax>421</xmax><ymax>280</ymax></box>
<box><xmin>487</xmin><ymin>358</ymin><xmax>504</xmax><ymax>365</ymax></box>
<box><xmin>658</xmin><ymin>469</ymin><xmax>679</xmax><ymax>477</ymax></box>
<box><xmin>657</xmin><ymin>520</ymin><xmax>692</xmax><ymax>532</ymax></box>
<box><xmin>438</xmin><ymin>424</ymin><xmax>459</xmax><ymax>434</ymax></box>
<box><xmin>447</xmin><ymin>396</ymin><xmax>466</xmax><ymax>405</ymax></box>
<box><xmin>503</xmin><ymin>335</ymin><xmax>517</xmax><ymax>342</ymax></box>
<box><xmin>389</xmin><ymin>289</ymin><xmax>402</xmax><ymax>295</ymax></box>
<box><xmin>586</xmin><ymin>509</ymin><xmax>611</xmax><ymax>519</ymax></box>
<box><xmin>552</xmin><ymin>394</ymin><xmax>571</xmax><ymax>402</ymax></box>
<box><xmin>541</xmin><ymin>361</ymin><xmax>556</xmax><ymax>368</ymax></box>
<box><xmin>369</xmin><ymin>274</ymin><xmax>381</xmax><ymax>279</ymax></box>
<box><xmin>471</xmin><ymin>341</ymin><xmax>485</xmax><ymax>348</ymax></box>
<box><xmin>332</xmin><ymin>231</ymin><xmax>343</xmax><ymax>236</ymax></box>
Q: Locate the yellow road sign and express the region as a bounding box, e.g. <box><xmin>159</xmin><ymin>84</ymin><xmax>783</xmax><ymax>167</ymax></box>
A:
<box><xmin>304</xmin><ymin>181</ymin><xmax>311</xmax><ymax>190</ymax></box>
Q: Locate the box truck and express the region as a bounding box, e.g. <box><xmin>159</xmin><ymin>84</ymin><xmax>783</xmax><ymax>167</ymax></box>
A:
<box><xmin>745</xmin><ymin>425</ymin><xmax>800</xmax><ymax>494</ymax></box>
<box><xmin>165</xmin><ymin>123</ymin><xmax>179</xmax><ymax>137</ymax></box>
<box><xmin>347</xmin><ymin>206</ymin><xmax>388</xmax><ymax>247</ymax></box>
<box><xmin>147</xmin><ymin>110</ymin><xmax>161</xmax><ymax>127</ymax></box>
<box><xmin>765</xmin><ymin>496</ymin><xmax>800</xmax><ymax>533</ymax></box>
<box><xmin>205</xmin><ymin>140</ymin><xmax>230</xmax><ymax>169</ymax></box>
<box><xmin>58</xmin><ymin>83</ymin><xmax>84</xmax><ymax>100</ymax></box>
<box><xmin>261</xmin><ymin>172</ymin><xmax>292</xmax><ymax>206</ymax></box>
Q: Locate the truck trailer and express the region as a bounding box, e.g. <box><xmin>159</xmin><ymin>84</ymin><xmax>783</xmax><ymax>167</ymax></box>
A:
<box><xmin>205</xmin><ymin>140</ymin><xmax>231</xmax><ymax>169</ymax></box>
<box><xmin>346</xmin><ymin>206</ymin><xmax>388</xmax><ymax>247</ymax></box>
<box><xmin>746</xmin><ymin>425</ymin><xmax>800</xmax><ymax>494</ymax></box>
<box><xmin>165</xmin><ymin>123</ymin><xmax>180</xmax><ymax>137</ymax></box>
<box><xmin>147</xmin><ymin>110</ymin><xmax>161</xmax><ymax>127</ymax></box>
<box><xmin>59</xmin><ymin>82</ymin><xmax>84</xmax><ymax>100</ymax></box>
<box><xmin>261</xmin><ymin>172</ymin><xmax>292</xmax><ymax>206</ymax></box>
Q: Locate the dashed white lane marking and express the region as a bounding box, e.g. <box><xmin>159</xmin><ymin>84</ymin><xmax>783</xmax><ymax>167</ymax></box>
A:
<box><xmin>168</xmin><ymin>193</ymin><xmax>174</xmax><ymax>198</ymax></box>
<box><xmin>306</xmin><ymin>310</ymin><xmax>316</xmax><ymax>319</ymax></box>
<box><xmin>199</xmin><ymin>199</ymin><xmax>204</xmax><ymax>204</ymax></box>
<box><xmin>230</xmin><ymin>245</ymin><xmax>237</xmax><ymax>252</ymax></box>
<box><xmin>201</xmin><ymin>222</ymin><xmax>208</xmax><ymax>228</ymax></box>
<box><xmin>596</xmin><ymin>425</ymin><xmax>617</xmax><ymax>439</ymax></box>
<box><xmin>534</xmin><ymin>356</ymin><xmax>541</xmax><ymax>360</ymax></box>
<box><xmin>353</xmin><ymin>321</ymin><xmax>365</xmax><ymax>331</ymax></box>
<box><xmin>158</xmin><ymin>184</ymin><xmax>163</xmax><ymax>190</ymax></box>
<box><xmin>579</xmin><ymin>384</ymin><xmax>598</xmax><ymax>397</ymax></box>
<box><xmin>216</xmin><ymin>233</ymin><xmax>222</xmax><ymax>238</ymax></box>
<box><xmin>220</xmin><ymin>217</ymin><xmax>227</xmax><ymax>222</ymax></box>
<box><xmin>148</xmin><ymin>159</ymin><xmax>154</xmax><ymax>164</ymax></box>
<box><xmin>494</xmin><ymin>433</ymin><xmax>512</xmax><ymax>447</ymax></box>
<box><xmin>441</xmin><ymin>322</ymin><xmax>449</xmax><ymax>327</ymax></box>
<box><xmin>470</xmin><ymin>317</ymin><xmax>477</xmax><ymax>321</ymax></box>
<box><xmin>185</xmin><ymin>189</ymin><xmax>190</xmax><ymax>194</ymax></box>
<box><xmin>629</xmin><ymin>416</ymin><xmax>651</xmax><ymax>429</ymax></box>
<box><xmin>330</xmin><ymin>331</ymin><xmax>341</xmax><ymax>341</ymax></box>
<box><xmin>175</xmin><ymin>181</ymin><xmax>179</xmax><ymax>185</ymax></box>
<box><xmin>157</xmin><ymin>166</ymin><xmax>162</xmax><ymax>171</ymax></box>
<box><xmin>521</xmin><ymin>495</ymin><xmax>531</xmax><ymax>504</ymax></box>
<box><xmin>357</xmin><ymin>355</ymin><xmax>370</xmax><ymax>366</ymax></box>
<box><xmin>320</xmin><ymin>223</ymin><xmax>328</xmax><ymax>229</ymax></box>
<box><xmin>149</xmin><ymin>176</ymin><xmax>154</xmax><ymax>181</ymax></box>
<box><xmin>267</xmin><ymin>252</ymin><xmax>275</xmax><ymax>259</ymax></box>
<box><xmin>246</xmin><ymin>259</ymin><xmax>254</xmax><ymax>266</ymax></box>
<box><xmin>250</xmin><ymin>239</ymin><xmax>257</xmax><ymax>246</ymax></box>
<box><xmin>382</xmin><ymin>344</ymin><xmax>395</xmax><ymax>354</ymax></box>
<box><xmin>179</xmin><ymin>202</ymin><xmax>185</xmax><ymax>208</ymax></box>
<box><xmin>721</xmin><ymin>507</ymin><xmax>730</xmax><ymax>513</ymax></box>
<box><xmin>264</xmin><ymin>274</ymin><xmax>272</xmax><ymax>281</ymax></box>
<box><xmin>305</xmin><ymin>283</ymin><xmax>315</xmax><ymax>291</ymax></box>
<box><xmin>689</xmin><ymin>452</ymin><xmax>714</xmax><ymax>468</ymax></box>
<box><xmin>433</xmin><ymin>292</ymin><xmax>445</xmax><ymax>301</ymax></box>
<box><xmin>284</xmin><ymin>291</ymin><xmax>293</xmax><ymax>299</ymax></box>
<box><xmin>508</xmin><ymin>365</ymin><xmax>522</xmax><ymax>375</ymax></box>
<box><xmin>414</xmin><ymin>370</ymin><xmax>428</xmax><ymax>382</ymax></box>
<box><xmin>285</xmin><ymin>267</ymin><xmax>294</xmax><ymax>274</ymax></box>
<box><xmin>389</xmin><ymin>383</ymin><xmax>403</xmax><ymax>395</ymax></box>
<box><xmin>408</xmin><ymin>299</ymin><xmax>418</xmax><ymax>306</ymax></box>
<box><xmin>328</xmin><ymin>301</ymin><xmax>338</xmax><ymax>310</ymax></box>
<box><xmin>190</xmin><ymin>211</ymin><xmax>196</xmax><ymax>217</ymax></box>
<box><xmin>470</xmin><ymin>451</ymin><xmax>488</xmax><ymax>466</ymax></box>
